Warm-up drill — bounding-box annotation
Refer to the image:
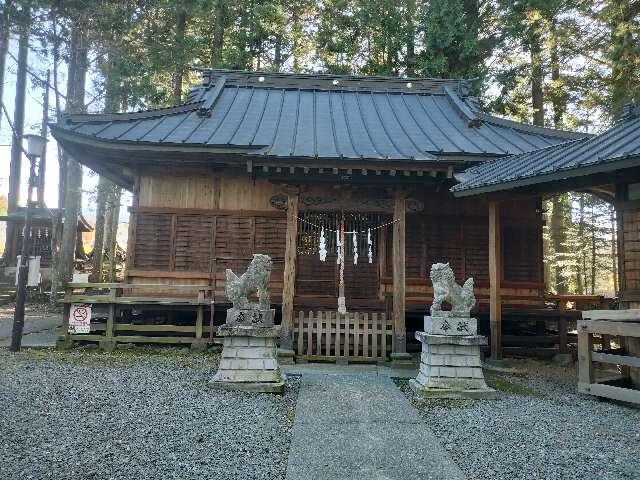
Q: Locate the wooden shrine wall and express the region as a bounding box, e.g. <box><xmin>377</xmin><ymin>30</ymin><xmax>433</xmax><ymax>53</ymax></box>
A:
<box><xmin>127</xmin><ymin>171</ymin><xmax>545</xmax><ymax>308</ymax></box>
<box><xmin>380</xmin><ymin>192</ymin><xmax>545</xmax><ymax>309</ymax></box>
<box><xmin>127</xmin><ymin>172</ymin><xmax>285</xmax><ymax>298</ymax></box>
<box><xmin>619</xmin><ymin>195</ymin><xmax>640</xmax><ymax>307</ymax></box>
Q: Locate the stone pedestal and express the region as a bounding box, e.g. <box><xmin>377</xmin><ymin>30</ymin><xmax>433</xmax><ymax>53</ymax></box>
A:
<box><xmin>410</xmin><ymin>316</ymin><xmax>495</xmax><ymax>399</ymax></box>
<box><xmin>209</xmin><ymin>309</ymin><xmax>285</xmax><ymax>393</ymax></box>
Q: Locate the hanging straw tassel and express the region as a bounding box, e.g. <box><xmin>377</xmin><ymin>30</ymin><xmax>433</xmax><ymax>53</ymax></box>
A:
<box><xmin>319</xmin><ymin>227</ymin><xmax>327</xmax><ymax>262</ymax></box>
<box><xmin>353</xmin><ymin>231</ymin><xmax>358</xmax><ymax>265</ymax></box>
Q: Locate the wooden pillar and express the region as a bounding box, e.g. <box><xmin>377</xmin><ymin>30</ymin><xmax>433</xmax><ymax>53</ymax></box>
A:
<box><xmin>488</xmin><ymin>201</ymin><xmax>502</xmax><ymax>360</ymax></box>
<box><xmin>391</xmin><ymin>191</ymin><xmax>408</xmax><ymax>357</ymax></box>
<box><xmin>280</xmin><ymin>190</ymin><xmax>299</xmax><ymax>351</ymax></box>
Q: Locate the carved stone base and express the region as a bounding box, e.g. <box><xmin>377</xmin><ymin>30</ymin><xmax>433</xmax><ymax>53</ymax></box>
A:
<box><xmin>209</xmin><ymin>324</ymin><xmax>285</xmax><ymax>394</ymax></box>
<box><xmin>226</xmin><ymin>308</ymin><xmax>275</xmax><ymax>327</ymax></box>
<box><xmin>412</xmin><ymin>331</ymin><xmax>495</xmax><ymax>399</ymax></box>
<box><xmin>424</xmin><ymin>316</ymin><xmax>478</xmax><ymax>336</ymax></box>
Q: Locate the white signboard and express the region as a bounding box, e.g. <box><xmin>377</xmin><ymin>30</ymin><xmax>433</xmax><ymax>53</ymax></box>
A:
<box><xmin>15</xmin><ymin>256</ymin><xmax>42</xmax><ymax>287</ymax></box>
<box><xmin>68</xmin><ymin>303</ymin><xmax>92</xmax><ymax>334</ymax></box>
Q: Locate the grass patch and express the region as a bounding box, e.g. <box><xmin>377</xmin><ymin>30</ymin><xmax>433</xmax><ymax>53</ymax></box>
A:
<box><xmin>485</xmin><ymin>372</ymin><xmax>543</xmax><ymax>397</ymax></box>
<box><xmin>393</xmin><ymin>377</ymin><xmax>477</xmax><ymax>410</ymax></box>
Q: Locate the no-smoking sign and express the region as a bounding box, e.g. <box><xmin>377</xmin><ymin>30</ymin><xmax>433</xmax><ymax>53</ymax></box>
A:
<box><xmin>69</xmin><ymin>303</ymin><xmax>92</xmax><ymax>334</ymax></box>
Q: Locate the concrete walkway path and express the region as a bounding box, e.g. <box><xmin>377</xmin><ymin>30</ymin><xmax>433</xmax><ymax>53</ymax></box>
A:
<box><xmin>0</xmin><ymin>314</ymin><xmax>60</xmax><ymax>347</ymax></box>
<box><xmin>284</xmin><ymin>365</ymin><xmax>465</xmax><ymax>480</ymax></box>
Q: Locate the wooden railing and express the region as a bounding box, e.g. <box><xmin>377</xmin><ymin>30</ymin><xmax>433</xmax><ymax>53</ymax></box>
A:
<box><xmin>294</xmin><ymin>311</ymin><xmax>392</xmax><ymax>362</ymax></box>
<box><xmin>578</xmin><ymin>310</ymin><xmax>640</xmax><ymax>405</ymax></box>
<box><xmin>58</xmin><ymin>282</ymin><xmax>214</xmax><ymax>350</ymax></box>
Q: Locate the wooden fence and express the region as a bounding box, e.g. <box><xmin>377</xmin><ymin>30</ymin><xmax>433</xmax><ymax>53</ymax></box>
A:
<box><xmin>294</xmin><ymin>311</ymin><xmax>392</xmax><ymax>362</ymax></box>
<box><xmin>58</xmin><ymin>282</ymin><xmax>213</xmax><ymax>350</ymax></box>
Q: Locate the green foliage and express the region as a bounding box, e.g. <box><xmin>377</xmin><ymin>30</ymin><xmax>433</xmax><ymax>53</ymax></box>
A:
<box><xmin>544</xmin><ymin>192</ymin><xmax>618</xmax><ymax>296</ymax></box>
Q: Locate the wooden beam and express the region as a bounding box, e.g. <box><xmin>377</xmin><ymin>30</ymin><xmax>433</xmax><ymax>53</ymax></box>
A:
<box><xmin>280</xmin><ymin>190</ymin><xmax>299</xmax><ymax>351</ymax></box>
<box><xmin>392</xmin><ymin>192</ymin><xmax>407</xmax><ymax>355</ymax></box>
<box><xmin>488</xmin><ymin>200</ymin><xmax>502</xmax><ymax>360</ymax></box>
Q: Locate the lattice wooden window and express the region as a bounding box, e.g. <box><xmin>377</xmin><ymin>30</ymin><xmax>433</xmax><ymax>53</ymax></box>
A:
<box><xmin>133</xmin><ymin>213</ymin><xmax>172</xmax><ymax>270</ymax></box>
<box><xmin>174</xmin><ymin>215</ymin><xmax>214</xmax><ymax>272</ymax></box>
<box><xmin>464</xmin><ymin>222</ymin><xmax>489</xmax><ymax>283</ymax></box>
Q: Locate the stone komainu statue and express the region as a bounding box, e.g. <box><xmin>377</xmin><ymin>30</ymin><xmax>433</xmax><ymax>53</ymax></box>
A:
<box><xmin>225</xmin><ymin>254</ymin><xmax>272</xmax><ymax>310</ymax></box>
<box><xmin>429</xmin><ymin>263</ymin><xmax>476</xmax><ymax>317</ymax></box>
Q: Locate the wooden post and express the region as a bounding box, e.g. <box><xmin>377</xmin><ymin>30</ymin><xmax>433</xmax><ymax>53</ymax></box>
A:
<box><xmin>558</xmin><ymin>300</ymin><xmax>568</xmax><ymax>353</ymax></box>
<box><xmin>577</xmin><ymin>323</ymin><xmax>594</xmax><ymax>393</ymax></box>
<box><xmin>391</xmin><ymin>191</ymin><xmax>409</xmax><ymax>360</ymax></box>
<box><xmin>488</xmin><ymin>201</ymin><xmax>502</xmax><ymax>360</ymax></box>
<box><xmin>280</xmin><ymin>190</ymin><xmax>299</xmax><ymax>352</ymax></box>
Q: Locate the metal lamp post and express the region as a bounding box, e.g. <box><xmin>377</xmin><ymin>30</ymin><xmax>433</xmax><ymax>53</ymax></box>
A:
<box><xmin>10</xmin><ymin>134</ymin><xmax>46</xmax><ymax>352</ymax></box>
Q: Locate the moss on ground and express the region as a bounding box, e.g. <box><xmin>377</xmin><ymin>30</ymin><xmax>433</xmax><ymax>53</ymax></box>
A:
<box><xmin>484</xmin><ymin>372</ymin><xmax>543</xmax><ymax>397</ymax></box>
<box><xmin>1</xmin><ymin>346</ymin><xmax>221</xmax><ymax>370</ymax></box>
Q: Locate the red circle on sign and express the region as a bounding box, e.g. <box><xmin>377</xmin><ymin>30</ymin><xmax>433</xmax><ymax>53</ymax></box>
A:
<box><xmin>73</xmin><ymin>307</ymin><xmax>88</xmax><ymax>322</ymax></box>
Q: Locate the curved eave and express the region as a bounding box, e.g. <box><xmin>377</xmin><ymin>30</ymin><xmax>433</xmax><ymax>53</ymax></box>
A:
<box><xmin>51</xmin><ymin>125</ymin><xmax>491</xmax><ymax>168</ymax></box>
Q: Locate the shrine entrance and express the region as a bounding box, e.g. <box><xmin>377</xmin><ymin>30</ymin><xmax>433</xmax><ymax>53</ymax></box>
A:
<box><xmin>295</xmin><ymin>211</ymin><xmax>389</xmax><ymax>305</ymax></box>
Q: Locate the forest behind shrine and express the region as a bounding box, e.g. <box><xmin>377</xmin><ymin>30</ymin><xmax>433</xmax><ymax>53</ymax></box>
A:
<box><xmin>1</xmin><ymin>0</ymin><xmax>639</xmax><ymax>297</ymax></box>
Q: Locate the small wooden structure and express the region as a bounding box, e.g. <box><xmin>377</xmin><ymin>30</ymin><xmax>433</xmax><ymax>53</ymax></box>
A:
<box><xmin>578</xmin><ymin>310</ymin><xmax>640</xmax><ymax>404</ymax></box>
<box><xmin>51</xmin><ymin>70</ymin><xmax>587</xmax><ymax>360</ymax></box>
<box><xmin>1</xmin><ymin>207</ymin><xmax>92</xmax><ymax>268</ymax></box>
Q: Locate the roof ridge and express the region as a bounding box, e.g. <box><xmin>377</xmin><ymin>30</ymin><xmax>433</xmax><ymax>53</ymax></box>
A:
<box><xmin>476</xmin><ymin>111</ymin><xmax>589</xmax><ymax>140</ymax></box>
<box><xmin>63</xmin><ymin>101</ymin><xmax>204</xmax><ymax>123</ymax></box>
<box><xmin>197</xmin><ymin>68</ymin><xmax>469</xmax><ymax>83</ymax></box>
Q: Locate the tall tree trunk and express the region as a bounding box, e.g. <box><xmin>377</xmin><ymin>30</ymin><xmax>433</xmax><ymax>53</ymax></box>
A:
<box><xmin>549</xmin><ymin>19</ymin><xmax>565</xmax><ymax>128</ymax></box>
<box><xmin>103</xmin><ymin>186</ymin><xmax>121</xmax><ymax>282</ymax></box>
<box><xmin>210</xmin><ymin>0</ymin><xmax>224</xmax><ymax>68</ymax></box>
<box><xmin>608</xmin><ymin>0</ymin><xmax>637</xmax><ymax>118</ymax></box>
<box><xmin>0</xmin><ymin>0</ymin><xmax>12</xmax><ymax>130</ymax></box>
<box><xmin>543</xmin><ymin>199</ymin><xmax>553</xmax><ymax>292</ymax></box>
<box><xmin>551</xmin><ymin>195</ymin><xmax>570</xmax><ymax>294</ymax></box>
<box><xmin>49</xmin><ymin>11</ymin><xmax>65</xmax><ymax>299</ymax></box>
<box><xmin>5</xmin><ymin>12</ymin><xmax>29</xmax><ymax>263</ymax></box>
<box><xmin>60</xmin><ymin>23</ymin><xmax>87</xmax><ymax>284</ymax></box>
<box><xmin>530</xmin><ymin>35</ymin><xmax>544</xmax><ymax>126</ymax></box>
<box><xmin>90</xmin><ymin>177</ymin><xmax>110</xmax><ymax>282</ymax></box>
<box><xmin>274</xmin><ymin>35</ymin><xmax>282</xmax><ymax>70</ymax></box>
<box><xmin>576</xmin><ymin>195</ymin><xmax>585</xmax><ymax>294</ymax></box>
<box><xmin>611</xmin><ymin>205</ymin><xmax>618</xmax><ymax>294</ymax></box>
<box><xmin>8</xmin><ymin>15</ymin><xmax>29</xmax><ymax>213</ymax></box>
<box><xmin>37</xmin><ymin>70</ymin><xmax>50</xmax><ymax>207</ymax></box>
<box><xmin>590</xmin><ymin>204</ymin><xmax>596</xmax><ymax>294</ymax></box>
<box><xmin>405</xmin><ymin>0</ymin><xmax>416</xmax><ymax>76</ymax></box>
<box><xmin>291</xmin><ymin>8</ymin><xmax>301</xmax><ymax>72</ymax></box>
<box><xmin>172</xmin><ymin>9</ymin><xmax>186</xmax><ymax>104</ymax></box>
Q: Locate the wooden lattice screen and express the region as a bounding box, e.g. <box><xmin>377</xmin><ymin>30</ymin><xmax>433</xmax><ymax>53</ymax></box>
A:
<box><xmin>294</xmin><ymin>310</ymin><xmax>392</xmax><ymax>361</ymax></box>
<box><xmin>132</xmin><ymin>212</ymin><xmax>286</xmax><ymax>281</ymax></box>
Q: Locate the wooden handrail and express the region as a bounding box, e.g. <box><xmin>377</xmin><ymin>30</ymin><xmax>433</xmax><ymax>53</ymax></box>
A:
<box><xmin>66</xmin><ymin>282</ymin><xmax>213</xmax><ymax>291</ymax></box>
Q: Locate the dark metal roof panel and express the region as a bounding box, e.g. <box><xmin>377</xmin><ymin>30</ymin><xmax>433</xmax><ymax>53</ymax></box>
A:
<box><xmin>452</xmin><ymin>115</ymin><xmax>640</xmax><ymax>195</ymax></box>
<box><xmin>54</xmin><ymin>70</ymin><xmax>588</xmax><ymax>162</ymax></box>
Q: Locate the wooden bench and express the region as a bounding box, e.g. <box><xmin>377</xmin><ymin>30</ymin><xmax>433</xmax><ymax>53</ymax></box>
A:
<box><xmin>578</xmin><ymin>310</ymin><xmax>640</xmax><ymax>405</ymax></box>
<box><xmin>58</xmin><ymin>283</ymin><xmax>215</xmax><ymax>351</ymax></box>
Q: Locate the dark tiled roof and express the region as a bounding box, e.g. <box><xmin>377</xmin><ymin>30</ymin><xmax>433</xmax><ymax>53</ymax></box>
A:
<box><xmin>451</xmin><ymin>109</ymin><xmax>640</xmax><ymax>196</ymax></box>
<box><xmin>0</xmin><ymin>207</ymin><xmax>93</xmax><ymax>231</ymax></box>
<box><xmin>53</xmin><ymin>70</ymin><xmax>584</xmax><ymax>162</ymax></box>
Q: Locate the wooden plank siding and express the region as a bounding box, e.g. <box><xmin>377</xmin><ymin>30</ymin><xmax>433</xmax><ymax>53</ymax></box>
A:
<box><xmin>128</xmin><ymin>172</ymin><xmax>545</xmax><ymax>310</ymax></box>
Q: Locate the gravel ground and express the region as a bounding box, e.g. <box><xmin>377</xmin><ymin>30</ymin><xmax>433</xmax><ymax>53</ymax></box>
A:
<box><xmin>397</xmin><ymin>359</ymin><xmax>640</xmax><ymax>480</ymax></box>
<box><xmin>0</xmin><ymin>347</ymin><xmax>299</xmax><ymax>480</ymax></box>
